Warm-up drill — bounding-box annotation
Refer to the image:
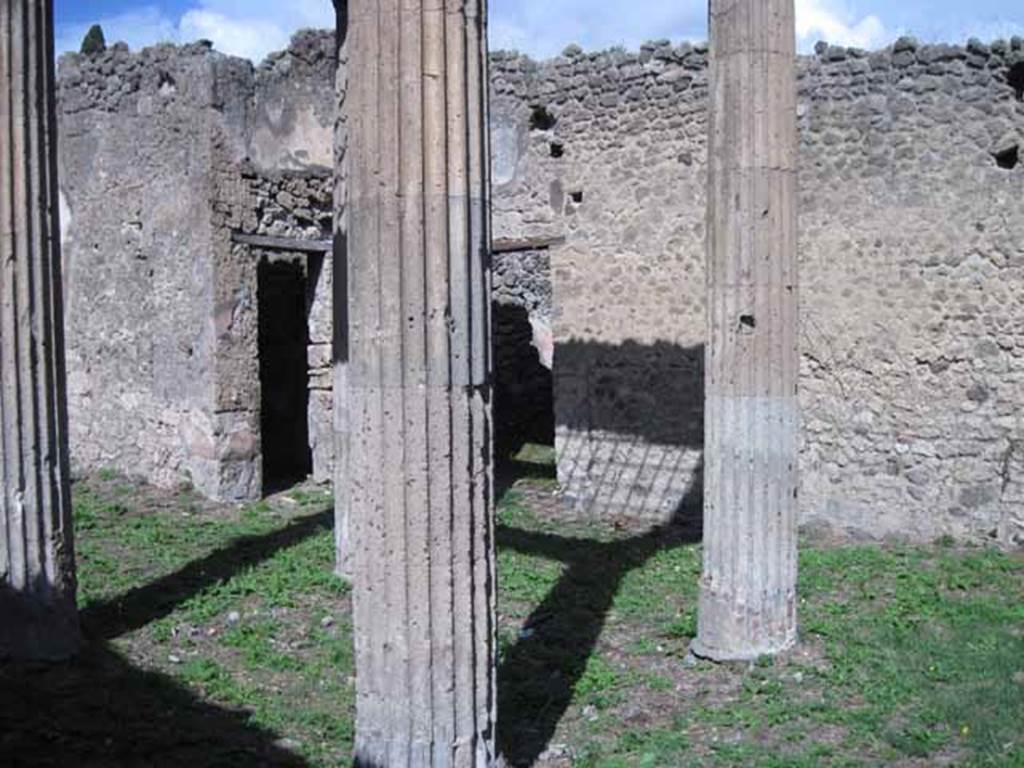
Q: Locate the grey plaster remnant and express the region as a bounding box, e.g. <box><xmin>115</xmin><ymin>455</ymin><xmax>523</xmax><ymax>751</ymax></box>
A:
<box><xmin>0</xmin><ymin>0</ymin><xmax>80</xmax><ymax>661</ymax></box>
<box><xmin>345</xmin><ymin>0</ymin><xmax>497</xmax><ymax>764</ymax></box>
<box><xmin>693</xmin><ymin>0</ymin><xmax>800</xmax><ymax>662</ymax></box>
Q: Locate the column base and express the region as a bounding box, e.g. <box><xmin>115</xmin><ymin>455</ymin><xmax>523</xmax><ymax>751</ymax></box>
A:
<box><xmin>0</xmin><ymin>587</ymin><xmax>80</xmax><ymax>663</ymax></box>
<box><xmin>353</xmin><ymin>737</ymin><xmax>498</xmax><ymax>768</ymax></box>
<box><xmin>691</xmin><ymin>584</ymin><xmax>797</xmax><ymax>662</ymax></box>
<box><xmin>689</xmin><ymin>634</ymin><xmax>797</xmax><ymax>664</ymax></box>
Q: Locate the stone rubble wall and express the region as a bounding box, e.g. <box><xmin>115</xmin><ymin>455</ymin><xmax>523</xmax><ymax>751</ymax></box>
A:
<box><xmin>208</xmin><ymin>68</ymin><xmax>262</xmax><ymax>501</ymax></box>
<box><xmin>249</xmin><ymin>30</ymin><xmax>337</xmax><ymax>172</ymax></box>
<box><xmin>798</xmin><ymin>38</ymin><xmax>1024</xmax><ymax>545</ymax></box>
<box><xmin>58</xmin><ymin>42</ymin><xmax>243</xmax><ymax>498</ymax></box>
<box><xmin>490</xmin><ymin>36</ymin><xmax>1024</xmax><ymax>544</ymax></box>
<box><xmin>57</xmin><ymin>31</ymin><xmax>1024</xmax><ymax>544</ymax></box>
<box><xmin>58</xmin><ymin>33</ymin><xmax>337</xmax><ymax>501</ymax></box>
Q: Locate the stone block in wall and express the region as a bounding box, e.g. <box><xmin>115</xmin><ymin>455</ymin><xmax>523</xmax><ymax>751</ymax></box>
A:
<box><xmin>213</xmin><ymin>410</ymin><xmax>262</xmax><ymax>501</ymax></box>
<box><xmin>308</xmin><ymin>390</ymin><xmax>334</xmax><ymax>486</ymax></box>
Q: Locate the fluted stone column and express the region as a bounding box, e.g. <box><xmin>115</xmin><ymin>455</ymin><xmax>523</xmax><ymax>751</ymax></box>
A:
<box><xmin>332</xmin><ymin>0</ymin><xmax>352</xmax><ymax>580</ymax></box>
<box><xmin>347</xmin><ymin>0</ymin><xmax>496</xmax><ymax>764</ymax></box>
<box><xmin>693</xmin><ymin>0</ymin><xmax>799</xmax><ymax>662</ymax></box>
<box><xmin>0</xmin><ymin>0</ymin><xmax>79</xmax><ymax>662</ymax></box>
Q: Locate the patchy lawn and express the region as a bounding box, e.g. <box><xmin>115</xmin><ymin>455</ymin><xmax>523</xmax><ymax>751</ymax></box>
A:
<box><xmin>1</xmin><ymin>462</ymin><xmax>1022</xmax><ymax>767</ymax></box>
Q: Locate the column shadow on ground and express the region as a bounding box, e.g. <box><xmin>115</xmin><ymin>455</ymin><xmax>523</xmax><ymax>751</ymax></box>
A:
<box><xmin>1</xmin><ymin>505</ymin><xmax>336</xmax><ymax>767</ymax></box>
<box><xmin>497</xmin><ymin>337</ymin><xmax>705</xmax><ymax>766</ymax></box>
<box><xmin>0</xmin><ymin>593</ymin><xmax>310</xmax><ymax>767</ymax></box>
<box><xmin>496</xmin><ymin>477</ymin><xmax>702</xmax><ymax>767</ymax></box>
<box><xmin>83</xmin><ymin>509</ymin><xmax>334</xmax><ymax>640</ymax></box>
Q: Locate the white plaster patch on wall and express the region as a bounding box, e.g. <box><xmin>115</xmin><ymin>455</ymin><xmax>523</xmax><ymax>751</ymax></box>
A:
<box><xmin>490</xmin><ymin>118</ymin><xmax>523</xmax><ymax>187</ymax></box>
<box><xmin>58</xmin><ymin>188</ymin><xmax>71</xmax><ymax>246</ymax></box>
<box><xmin>249</xmin><ymin>103</ymin><xmax>333</xmax><ymax>170</ymax></box>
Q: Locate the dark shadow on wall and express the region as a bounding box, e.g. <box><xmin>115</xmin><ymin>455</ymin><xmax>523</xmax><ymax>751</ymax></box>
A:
<box><xmin>0</xmin><ymin>584</ymin><xmax>309</xmax><ymax>768</ymax></box>
<box><xmin>1008</xmin><ymin>60</ymin><xmax>1024</xmax><ymax>101</ymax></box>
<box><xmin>553</xmin><ymin>339</ymin><xmax>705</xmax><ymax>520</ymax></box>
<box><xmin>556</xmin><ymin>339</ymin><xmax>704</xmax><ymax>447</ymax></box>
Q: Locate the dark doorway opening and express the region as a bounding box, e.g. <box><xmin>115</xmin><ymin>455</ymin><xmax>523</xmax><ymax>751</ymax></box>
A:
<box><xmin>258</xmin><ymin>256</ymin><xmax>312</xmax><ymax>493</ymax></box>
<box><xmin>493</xmin><ymin>302</ymin><xmax>556</xmax><ymax>496</ymax></box>
<box><xmin>491</xmin><ymin>247</ymin><xmax>558</xmax><ymax>496</ymax></box>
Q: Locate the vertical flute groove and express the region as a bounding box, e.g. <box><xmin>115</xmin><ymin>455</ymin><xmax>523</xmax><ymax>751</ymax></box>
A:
<box><xmin>0</xmin><ymin>0</ymin><xmax>78</xmax><ymax>662</ymax></box>
<box><xmin>349</xmin><ymin>0</ymin><xmax>495</xmax><ymax>764</ymax></box>
<box><xmin>694</xmin><ymin>0</ymin><xmax>799</xmax><ymax>663</ymax></box>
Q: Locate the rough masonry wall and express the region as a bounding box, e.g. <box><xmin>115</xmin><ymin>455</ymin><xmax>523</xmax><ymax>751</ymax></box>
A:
<box><xmin>490</xmin><ymin>38</ymin><xmax>1024</xmax><ymax>544</ymax></box>
<box><xmin>491</xmin><ymin>44</ymin><xmax>709</xmax><ymax>524</ymax></box>
<box><xmin>244</xmin><ymin>30</ymin><xmax>337</xmax><ymax>486</ymax></box>
<box><xmin>797</xmin><ymin>38</ymin><xmax>1024</xmax><ymax>545</ymax></box>
<box><xmin>58</xmin><ymin>32</ymin><xmax>1024</xmax><ymax>543</ymax></box>
<box><xmin>58</xmin><ymin>42</ymin><xmax>237</xmax><ymax>497</ymax></box>
<box><xmin>59</xmin><ymin>33</ymin><xmax>338</xmax><ymax>500</ymax></box>
<box><xmin>249</xmin><ymin>30</ymin><xmax>336</xmax><ymax>171</ymax></box>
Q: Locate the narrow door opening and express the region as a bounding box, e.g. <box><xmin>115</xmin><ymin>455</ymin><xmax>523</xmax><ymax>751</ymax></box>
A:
<box><xmin>258</xmin><ymin>256</ymin><xmax>312</xmax><ymax>493</ymax></box>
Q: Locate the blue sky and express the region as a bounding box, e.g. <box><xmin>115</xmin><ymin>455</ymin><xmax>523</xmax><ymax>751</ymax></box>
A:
<box><xmin>55</xmin><ymin>0</ymin><xmax>1024</xmax><ymax>63</ymax></box>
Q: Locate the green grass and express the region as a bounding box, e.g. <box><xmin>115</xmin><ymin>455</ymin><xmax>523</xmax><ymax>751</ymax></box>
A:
<box><xmin>65</xmin><ymin>473</ymin><xmax>1024</xmax><ymax>768</ymax></box>
<box><xmin>796</xmin><ymin>546</ymin><xmax>1024</xmax><ymax>765</ymax></box>
<box><xmin>73</xmin><ymin>476</ymin><xmax>354</xmax><ymax>766</ymax></box>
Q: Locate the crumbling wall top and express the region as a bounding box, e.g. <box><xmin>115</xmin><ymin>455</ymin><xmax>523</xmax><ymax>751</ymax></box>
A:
<box><xmin>58</xmin><ymin>40</ymin><xmax>254</xmax><ymax>116</ymax></box>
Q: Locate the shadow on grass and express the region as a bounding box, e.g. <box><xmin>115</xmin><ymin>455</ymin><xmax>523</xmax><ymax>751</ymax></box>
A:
<box><xmin>495</xmin><ymin>456</ymin><xmax>558</xmax><ymax>502</ymax></box>
<box><xmin>84</xmin><ymin>509</ymin><xmax>334</xmax><ymax>640</ymax></box>
<box><xmin>7</xmin><ymin>447</ymin><xmax>701</xmax><ymax>768</ymax></box>
<box><xmin>496</xmin><ymin>473</ymin><xmax>703</xmax><ymax>766</ymax></box>
<box><xmin>494</xmin><ymin>338</ymin><xmax>706</xmax><ymax>763</ymax></box>
<box><xmin>0</xmin><ymin>507</ymin><xmax>337</xmax><ymax>766</ymax></box>
<box><xmin>0</xmin><ymin>638</ymin><xmax>308</xmax><ymax>767</ymax></box>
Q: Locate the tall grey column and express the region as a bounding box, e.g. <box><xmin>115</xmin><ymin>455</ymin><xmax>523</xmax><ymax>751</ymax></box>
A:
<box><xmin>332</xmin><ymin>0</ymin><xmax>352</xmax><ymax>580</ymax></box>
<box><xmin>693</xmin><ymin>0</ymin><xmax>799</xmax><ymax>662</ymax></box>
<box><xmin>347</xmin><ymin>0</ymin><xmax>496</xmax><ymax>764</ymax></box>
<box><xmin>0</xmin><ymin>0</ymin><xmax>79</xmax><ymax>662</ymax></box>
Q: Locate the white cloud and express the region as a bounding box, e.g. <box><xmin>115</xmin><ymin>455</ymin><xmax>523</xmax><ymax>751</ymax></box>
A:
<box><xmin>795</xmin><ymin>0</ymin><xmax>889</xmax><ymax>51</ymax></box>
<box><xmin>490</xmin><ymin>0</ymin><xmax>893</xmax><ymax>59</ymax></box>
<box><xmin>178</xmin><ymin>0</ymin><xmax>333</xmax><ymax>61</ymax></box>
<box><xmin>56</xmin><ymin>0</ymin><xmax>334</xmax><ymax>63</ymax></box>
<box><xmin>56</xmin><ymin>0</ymin><xmax>897</xmax><ymax>64</ymax></box>
<box><xmin>178</xmin><ymin>10</ymin><xmax>292</xmax><ymax>62</ymax></box>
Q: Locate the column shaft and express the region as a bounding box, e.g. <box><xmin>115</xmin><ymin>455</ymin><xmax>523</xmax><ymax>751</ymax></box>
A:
<box><xmin>333</xmin><ymin>0</ymin><xmax>353</xmax><ymax>579</ymax></box>
<box><xmin>694</xmin><ymin>0</ymin><xmax>800</xmax><ymax>662</ymax></box>
<box><xmin>347</xmin><ymin>0</ymin><xmax>496</xmax><ymax>764</ymax></box>
<box><xmin>0</xmin><ymin>0</ymin><xmax>79</xmax><ymax>662</ymax></box>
